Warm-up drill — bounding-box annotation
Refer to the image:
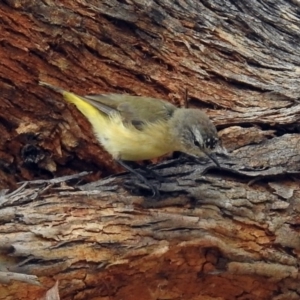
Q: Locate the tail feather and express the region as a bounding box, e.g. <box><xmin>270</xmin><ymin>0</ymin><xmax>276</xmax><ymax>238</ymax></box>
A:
<box><xmin>39</xmin><ymin>81</ymin><xmax>107</xmax><ymax>124</ymax></box>
<box><xmin>39</xmin><ymin>81</ymin><xmax>65</xmax><ymax>94</ymax></box>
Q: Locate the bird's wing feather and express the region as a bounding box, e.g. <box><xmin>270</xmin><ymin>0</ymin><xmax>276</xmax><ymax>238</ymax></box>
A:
<box><xmin>39</xmin><ymin>82</ymin><xmax>176</xmax><ymax>128</ymax></box>
<box><xmin>79</xmin><ymin>95</ymin><xmax>116</xmax><ymax>116</ymax></box>
<box><xmin>83</xmin><ymin>94</ymin><xmax>177</xmax><ymax>129</ymax></box>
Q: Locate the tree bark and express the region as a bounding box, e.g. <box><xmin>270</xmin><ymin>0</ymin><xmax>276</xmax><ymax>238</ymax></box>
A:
<box><xmin>1</xmin><ymin>0</ymin><xmax>300</xmax><ymax>299</ymax></box>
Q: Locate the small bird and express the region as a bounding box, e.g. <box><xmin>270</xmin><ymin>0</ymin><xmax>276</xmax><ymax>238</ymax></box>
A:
<box><xmin>40</xmin><ymin>81</ymin><xmax>219</xmax><ymax>195</ymax></box>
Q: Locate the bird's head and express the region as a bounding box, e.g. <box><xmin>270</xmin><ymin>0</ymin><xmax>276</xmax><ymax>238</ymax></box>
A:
<box><xmin>170</xmin><ymin>109</ymin><xmax>219</xmax><ymax>165</ymax></box>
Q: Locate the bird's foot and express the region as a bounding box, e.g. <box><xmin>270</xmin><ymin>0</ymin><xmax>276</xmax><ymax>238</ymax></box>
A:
<box><xmin>123</xmin><ymin>179</ymin><xmax>160</xmax><ymax>198</ymax></box>
<box><xmin>117</xmin><ymin>160</ymin><xmax>161</xmax><ymax>198</ymax></box>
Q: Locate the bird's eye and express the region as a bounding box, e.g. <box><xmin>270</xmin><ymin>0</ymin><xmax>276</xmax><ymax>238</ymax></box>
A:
<box><xmin>206</xmin><ymin>137</ymin><xmax>218</xmax><ymax>149</ymax></box>
<box><xmin>194</xmin><ymin>140</ymin><xmax>200</xmax><ymax>147</ymax></box>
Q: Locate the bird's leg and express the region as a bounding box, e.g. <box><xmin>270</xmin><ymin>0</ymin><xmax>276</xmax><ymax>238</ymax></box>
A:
<box><xmin>116</xmin><ymin>160</ymin><xmax>160</xmax><ymax>197</ymax></box>
<box><xmin>113</xmin><ymin>159</ymin><xmax>164</xmax><ymax>182</ymax></box>
<box><xmin>127</xmin><ymin>161</ymin><xmax>164</xmax><ymax>182</ymax></box>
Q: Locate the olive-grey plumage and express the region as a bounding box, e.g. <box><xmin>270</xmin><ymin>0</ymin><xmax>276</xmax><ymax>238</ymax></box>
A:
<box><xmin>40</xmin><ymin>81</ymin><xmax>221</xmax><ymax>196</ymax></box>
<box><xmin>40</xmin><ymin>81</ymin><xmax>220</xmax><ymax>164</ymax></box>
<box><xmin>84</xmin><ymin>94</ymin><xmax>176</xmax><ymax>129</ymax></box>
<box><xmin>81</xmin><ymin>93</ymin><xmax>219</xmax><ymax>161</ymax></box>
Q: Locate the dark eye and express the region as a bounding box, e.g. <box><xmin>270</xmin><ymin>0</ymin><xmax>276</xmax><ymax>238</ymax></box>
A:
<box><xmin>206</xmin><ymin>137</ymin><xmax>218</xmax><ymax>149</ymax></box>
<box><xmin>194</xmin><ymin>140</ymin><xmax>200</xmax><ymax>147</ymax></box>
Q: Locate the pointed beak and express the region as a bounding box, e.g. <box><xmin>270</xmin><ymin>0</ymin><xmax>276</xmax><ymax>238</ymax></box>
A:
<box><xmin>203</xmin><ymin>149</ymin><xmax>220</xmax><ymax>168</ymax></box>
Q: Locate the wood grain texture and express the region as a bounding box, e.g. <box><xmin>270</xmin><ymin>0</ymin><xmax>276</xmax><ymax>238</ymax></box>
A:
<box><xmin>1</xmin><ymin>132</ymin><xmax>300</xmax><ymax>299</ymax></box>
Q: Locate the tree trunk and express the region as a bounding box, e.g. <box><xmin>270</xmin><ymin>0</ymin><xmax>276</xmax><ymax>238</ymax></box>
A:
<box><xmin>1</xmin><ymin>0</ymin><xmax>300</xmax><ymax>299</ymax></box>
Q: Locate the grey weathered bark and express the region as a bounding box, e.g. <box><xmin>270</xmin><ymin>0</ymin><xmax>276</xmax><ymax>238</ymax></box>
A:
<box><xmin>1</xmin><ymin>0</ymin><xmax>300</xmax><ymax>299</ymax></box>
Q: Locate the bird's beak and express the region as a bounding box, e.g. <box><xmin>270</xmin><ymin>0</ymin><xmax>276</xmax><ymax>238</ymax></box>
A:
<box><xmin>203</xmin><ymin>149</ymin><xmax>220</xmax><ymax>168</ymax></box>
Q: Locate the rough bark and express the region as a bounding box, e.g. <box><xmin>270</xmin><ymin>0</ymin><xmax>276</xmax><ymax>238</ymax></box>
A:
<box><xmin>1</xmin><ymin>0</ymin><xmax>300</xmax><ymax>299</ymax></box>
<box><xmin>1</xmin><ymin>139</ymin><xmax>300</xmax><ymax>300</ymax></box>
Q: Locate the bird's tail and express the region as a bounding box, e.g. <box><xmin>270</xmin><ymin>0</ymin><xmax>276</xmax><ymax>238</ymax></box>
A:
<box><xmin>39</xmin><ymin>81</ymin><xmax>87</xmax><ymax>110</ymax></box>
<box><xmin>39</xmin><ymin>81</ymin><xmax>65</xmax><ymax>94</ymax></box>
<box><xmin>39</xmin><ymin>81</ymin><xmax>108</xmax><ymax>130</ymax></box>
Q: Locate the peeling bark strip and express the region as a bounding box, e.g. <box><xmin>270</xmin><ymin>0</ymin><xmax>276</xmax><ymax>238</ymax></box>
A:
<box><xmin>1</xmin><ymin>0</ymin><xmax>300</xmax><ymax>299</ymax></box>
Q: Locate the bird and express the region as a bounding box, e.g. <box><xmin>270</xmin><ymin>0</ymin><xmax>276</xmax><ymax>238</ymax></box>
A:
<box><xmin>39</xmin><ymin>81</ymin><xmax>219</xmax><ymax>196</ymax></box>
